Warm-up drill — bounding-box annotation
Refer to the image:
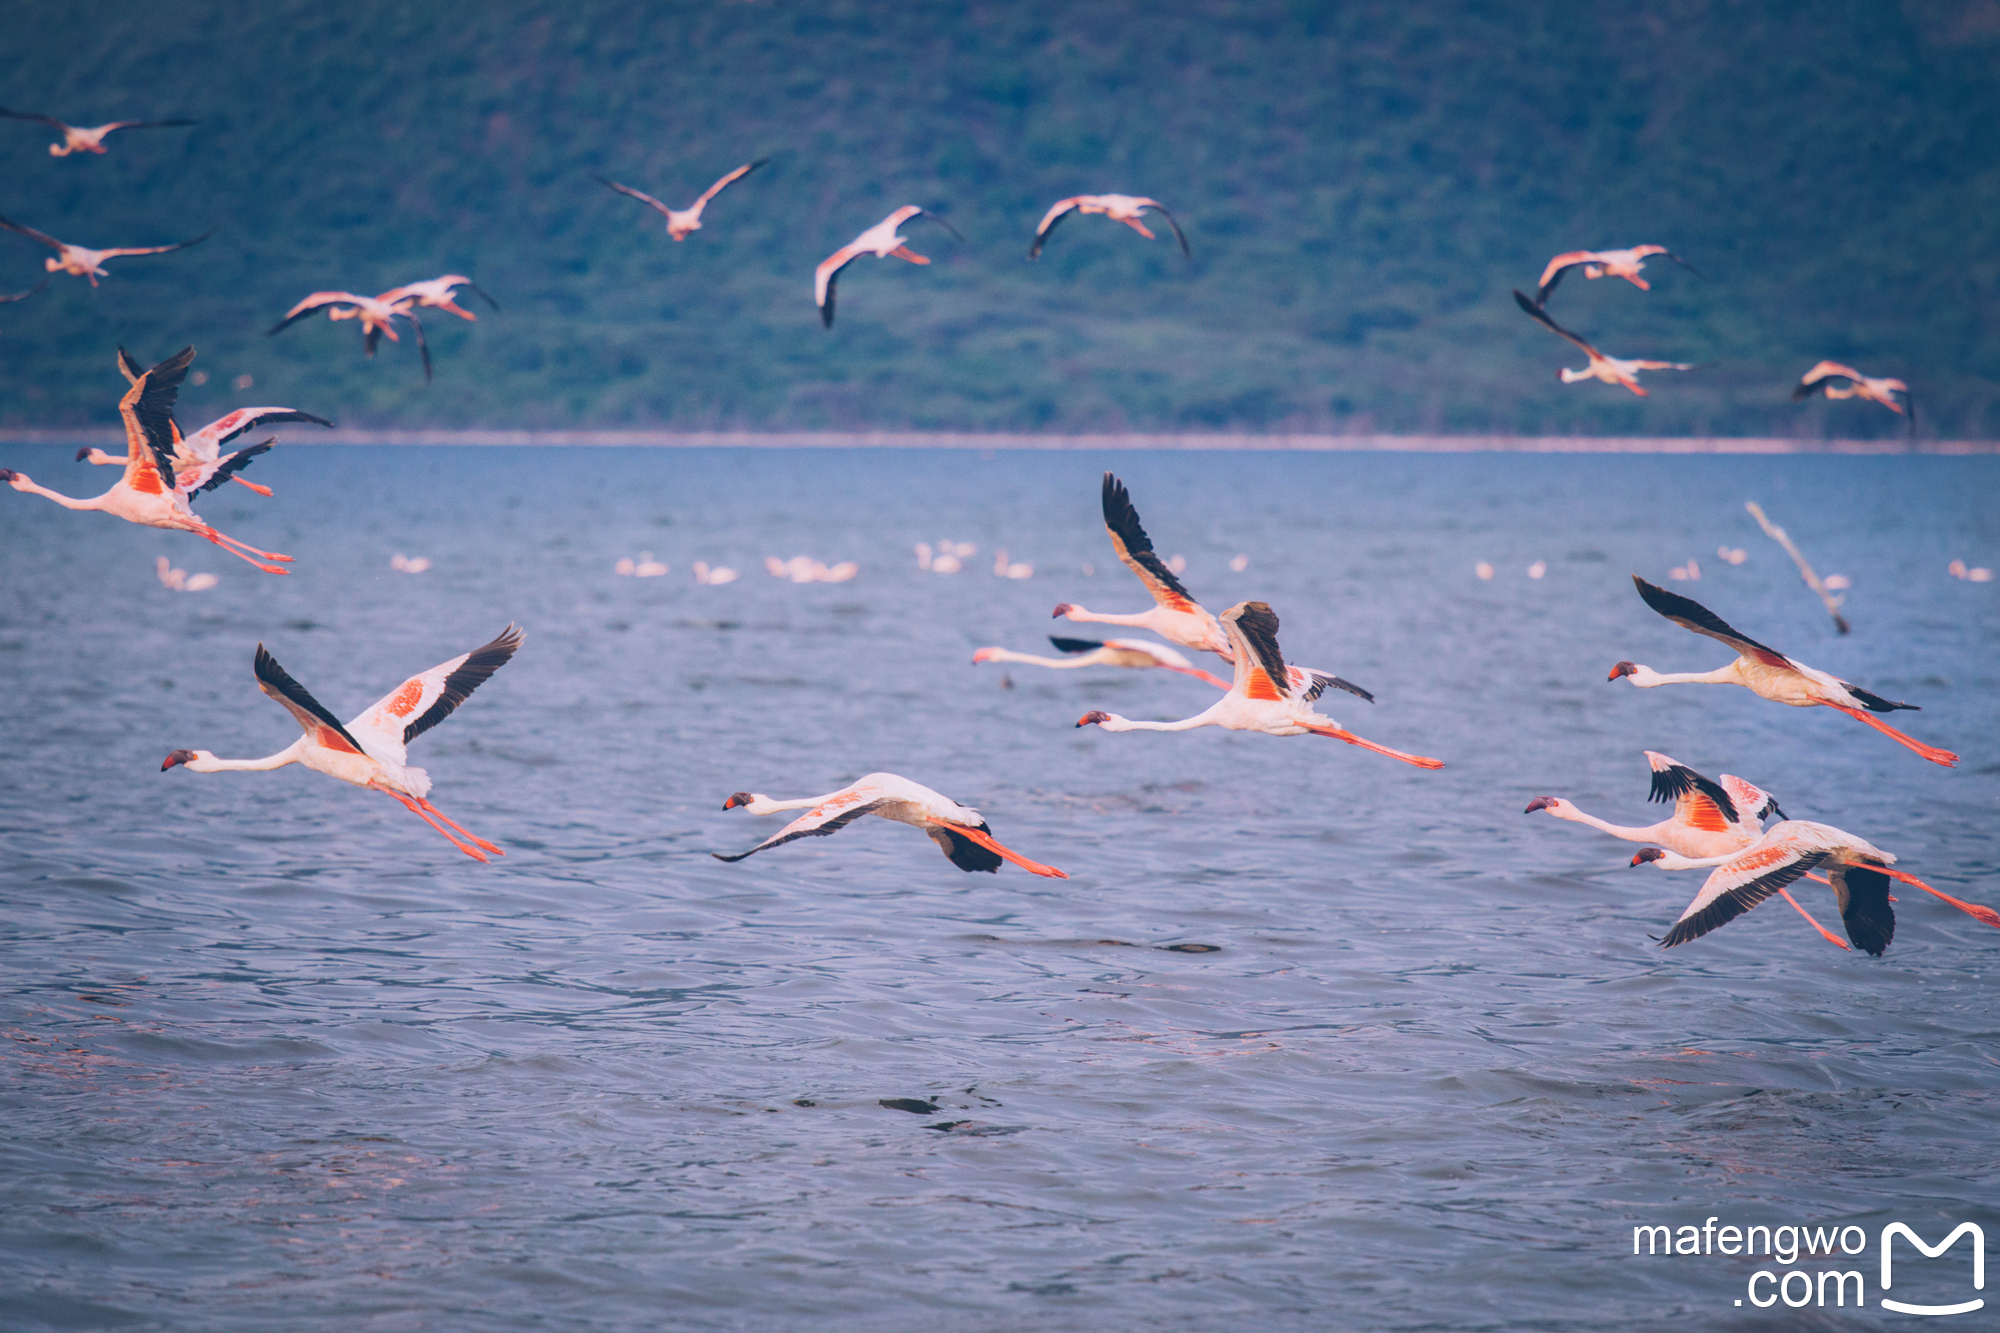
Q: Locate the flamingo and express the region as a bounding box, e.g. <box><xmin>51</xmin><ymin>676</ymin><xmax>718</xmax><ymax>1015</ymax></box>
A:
<box><xmin>0</xmin><ymin>347</ymin><xmax>294</xmax><ymax>573</ymax></box>
<box><xmin>1532</xmin><ymin>245</ymin><xmax>1706</xmax><ymax>305</ymax></box>
<box><xmin>1512</xmin><ymin>291</ymin><xmax>1696</xmax><ymax>395</ymax></box>
<box><xmin>1075</xmin><ymin>601</ymin><xmax>1443</xmax><ymax>768</ymax></box>
<box><xmin>1792</xmin><ymin>361</ymin><xmax>1911</xmax><ymax>419</ymax></box>
<box><xmin>815</xmin><ymin>205</ymin><xmax>963</xmax><ymax>328</ymax></box>
<box><xmin>1611</xmin><ymin>575</ymin><xmax>1957</xmax><ymax>767</ymax></box>
<box><xmin>378</xmin><ymin>274</ymin><xmax>499</xmax><ymax>321</ymax></box>
<box><xmin>596</xmin><ymin>161</ymin><xmax>768</xmax><ymax>240</ymax></box>
<box><xmin>78</xmin><ymin>347</ymin><xmax>332</xmax><ymax>496</ymax></box>
<box><xmin>162</xmin><ymin>626</ymin><xmax>523</xmax><ymax>862</ymax></box>
<box><xmin>973</xmin><ymin>636</ymin><xmax>1233</xmax><ymax>687</ymax></box>
<box><xmin>714</xmin><ymin>772</ymin><xmax>1067</xmax><ymax>877</ymax></box>
<box><xmin>1525</xmin><ymin>751</ymin><xmax>1850</xmax><ymax>948</ymax></box>
<box><xmin>1027</xmin><ymin>195</ymin><xmax>1190</xmax><ymax>261</ymax></box>
<box><xmin>268</xmin><ymin>290</ymin><xmax>430</xmax><ymax>381</ymax></box>
<box><xmin>2</xmin><ymin>280</ymin><xmax>47</xmax><ymax>303</ymax></box>
<box><xmin>1632</xmin><ymin>820</ymin><xmax>2000</xmax><ymax>955</ymax></box>
<box><xmin>0</xmin><ymin>108</ymin><xmax>198</xmax><ymax>156</ymax></box>
<box><xmin>0</xmin><ymin>214</ymin><xmax>209</xmax><ymax>286</ymax></box>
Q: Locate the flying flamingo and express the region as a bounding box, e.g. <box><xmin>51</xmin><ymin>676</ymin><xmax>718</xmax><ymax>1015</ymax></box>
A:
<box><xmin>1028</xmin><ymin>195</ymin><xmax>1190</xmax><ymax>261</ymax></box>
<box><xmin>596</xmin><ymin>161</ymin><xmax>769</xmax><ymax>240</ymax></box>
<box><xmin>714</xmin><ymin>772</ymin><xmax>1067</xmax><ymax>877</ymax></box>
<box><xmin>378</xmin><ymin>274</ymin><xmax>499</xmax><ymax>321</ymax></box>
<box><xmin>1611</xmin><ymin>575</ymin><xmax>1957</xmax><ymax>766</ymax></box>
<box><xmin>1632</xmin><ymin>820</ymin><xmax>2000</xmax><ymax>955</ymax></box>
<box><xmin>0</xmin><ymin>107</ymin><xmax>199</xmax><ymax>156</ymax></box>
<box><xmin>78</xmin><ymin>347</ymin><xmax>332</xmax><ymax>496</ymax></box>
<box><xmin>815</xmin><ymin>205</ymin><xmax>963</xmax><ymax>328</ymax></box>
<box><xmin>1054</xmin><ymin>473</ymin><xmax>1374</xmax><ymax>700</ymax></box>
<box><xmin>1792</xmin><ymin>361</ymin><xmax>1911</xmax><ymax>419</ymax></box>
<box><xmin>1075</xmin><ymin>601</ymin><xmax>1443</xmax><ymax>768</ymax></box>
<box><xmin>162</xmin><ymin>626</ymin><xmax>524</xmax><ymax>862</ymax></box>
<box><xmin>973</xmin><ymin>636</ymin><xmax>1232</xmax><ymax>687</ymax></box>
<box><xmin>0</xmin><ymin>346</ymin><xmax>294</xmax><ymax>573</ymax></box>
<box><xmin>1513</xmin><ymin>291</ymin><xmax>1696</xmax><ymax>395</ymax></box>
<box><xmin>1532</xmin><ymin>245</ymin><xmax>1706</xmax><ymax>305</ymax></box>
<box><xmin>2</xmin><ymin>280</ymin><xmax>47</xmax><ymax>303</ymax></box>
<box><xmin>1525</xmin><ymin>751</ymin><xmax>1849</xmax><ymax>948</ymax></box>
<box><xmin>0</xmin><ymin>214</ymin><xmax>209</xmax><ymax>286</ymax></box>
<box><xmin>268</xmin><ymin>290</ymin><xmax>430</xmax><ymax>380</ymax></box>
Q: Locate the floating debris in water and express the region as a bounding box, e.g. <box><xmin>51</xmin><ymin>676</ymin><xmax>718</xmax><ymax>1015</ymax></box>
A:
<box><xmin>879</xmin><ymin>1098</ymin><xmax>940</xmax><ymax>1115</ymax></box>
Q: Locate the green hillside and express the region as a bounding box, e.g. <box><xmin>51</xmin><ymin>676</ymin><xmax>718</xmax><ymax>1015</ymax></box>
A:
<box><xmin>3</xmin><ymin>0</ymin><xmax>1997</xmax><ymax>437</ymax></box>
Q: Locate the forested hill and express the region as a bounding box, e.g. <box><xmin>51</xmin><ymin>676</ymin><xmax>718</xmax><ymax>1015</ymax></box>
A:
<box><xmin>3</xmin><ymin>0</ymin><xmax>1997</xmax><ymax>437</ymax></box>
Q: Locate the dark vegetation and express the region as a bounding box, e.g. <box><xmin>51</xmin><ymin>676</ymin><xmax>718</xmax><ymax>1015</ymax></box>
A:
<box><xmin>2</xmin><ymin>0</ymin><xmax>1997</xmax><ymax>436</ymax></box>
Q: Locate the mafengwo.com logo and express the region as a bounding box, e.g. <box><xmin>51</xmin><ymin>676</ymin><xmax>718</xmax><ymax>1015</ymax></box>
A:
<box><xmin>1630</xmin><ymin>1218</ymin><xmax>1985</xmax><ymax>1314</ymax></box>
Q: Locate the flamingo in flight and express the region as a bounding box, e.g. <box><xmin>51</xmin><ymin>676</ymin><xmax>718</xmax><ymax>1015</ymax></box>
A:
<box><xmin>1512</xmin><ymin>291</ymin><xmax>1696</xmax><ymax>395</ymax></box>
<box><xmin>1792</xmin><ymin>361</ymin><xmax>1912</xmax><ymax>420</ymax></box>
<box><xmin>1632</xmin><ymin>820</ymin><xmax>2000</xmax><ymax>956</ymax></box>
<box><xmin>1532</xmin><ymin>245</ymin><xmax>1706</xmax><ymax>306</ymax></box>
<box><xmin>974</xmin><ymin>636</ymin><xmax>1232</xmax><ymax>688</ymax></box>
<box><xmin>1611</xmin><ymin>575</ymin><xmax>1957</xmax><ymax>767</ymax></box>
<box><xmin>1055</xmin><ymin>473</ymin><xmax>1375</xmax><ymax>702</ymax></box>
<box><xmin>1525</xmin><ymin>751</ymin><xmax>1850</xmax><ymax>948</ymax></box>
<box><xmin>597</xmin><ymin>161</ymin><xmax>768</xmax><ymax>240</ymax></box>
<box><xmin>714</xmin><ymin>772</ymin><xmax>1067</xmax><ymax>877</ymax></box>
<box><xmin>268</xmin><ymin>289</ymin><xmax>430</xmax><ymax>381</ymax></box>
<box><xmin>162</xmin><ymin>626</ymin><xmax>524</xmax><ymax>862</ymax></box>
<box><xmin>1076</xmin><ymin>601</ymin><xmax>1444</xmax><ymax>768</ymax></box>
<box><xmin>379</xmin><ymin>274</ymin><xmax>499</xmax><ymax>321</ymax></box>
<box><xmin>0</xmin><ymin>347</ymin><xmax>294</xmax><ymax>573</ymax></box>
<box><xmin>1028</xmin><ymin>195</ymin><xmax>1190</xmax><ymax>261</ymax></box>
<box><xmin>2</xmin><ymin>280</ymin><xmax>47</xmax><ymax>304</ymax></box>
<box><xmin>0</xmin><ymin>107</ymin><xmax>198</xmax><ymax>156</ymax></box>
<box><xmin>77</xmin><ymin>346</ymin><xmax>332</xmax><ymax>497</ymax></box>
<box><xmin>815</xmin><ymin>205</ymin><xmax>962</xmax><ymax>328</ymax></box>
<box><xmin>0</xmin><ymin>214</ymin><xmax>209</xmax><ymax>286</ymax></box>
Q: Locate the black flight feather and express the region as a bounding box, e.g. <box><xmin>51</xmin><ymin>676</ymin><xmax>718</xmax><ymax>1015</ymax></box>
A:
<box><xmin>253</xmin><ymin>645</ymin><xmax>368</xmax><ymax>754</ymax></box>
<box><xmin>192</xmin><ymin>439</ymin><xmax>272</xmax><ymax>497</ymax></box>
<box><xmin>1230</xmin><ymin>602</ymin><xmax>1292</xmax><ymax>692</ymax></box>
<box><xmin>1048</xmin><ymin>636</ymin><xmax>1105</xmax><ymax>654</ymax></box>
<box><xmin>404</xmin><ymin>624</ymin><xmax>523</xmax><ymax>745</ymax></box>
<box><xmin>1660</xmin><ymin>851</ymin><xmax>1827</xmax><ymax>949</ymax></box>
<box><xmin>1100</xmin><ymin>472</ymin><xmax>1195</xmax><ymax>601</ymax></box>
<box><xmin>1647</xmin><ymin>762</ymin><xmax>1740</xmax><ymax>824</ymax></box>
<box><xmin>1843</xmin><ymin>684</ymin><xmax>1917</xmax><ymax>714</ymax></box>
<box><xmin>1829</xmin><ymin>864</ymin><xmax>1895</xmax><ymax>957</ymax></box>
<box><xmin>935</xmin><ymin>825</ymin><xmax>1004</xmax><ymax>874</ymax></box>
<box><xmin>1631</xmin><ymin>576</ymin><xmax>1791</xmax><ymax>663</ymax></box>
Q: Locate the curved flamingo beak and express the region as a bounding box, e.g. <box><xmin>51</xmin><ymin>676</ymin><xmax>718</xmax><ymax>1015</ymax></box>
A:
<box><xmin>1608</xmin><ymin>661</ymin><xmax>1638</xmax><ymax>681</ymax></box>
<box><xmin>161</xmin><ymin>749</ymin><xmax>196</xmax><ymax>771</ymax></box>
<box><xmin>722</xmin><ymin>791</ymin><xmax>754</xmax><ymax>810</ymax></box>
<box><xmin>1631</xmin><ymin>847</ymin><xmax>1666</xmax><ymax>866</ymax></box>
<box><xmin>971</xmin><ymin>648</ymin><xmax>999</xmax><ymax>664</ymax></box>
<box><xmin>1524</xmin><ymin>797</ymin><xmax>1554</xmax><ymax>814</ymax></box>
<box><xmin>74</xmin><ymin>447</ymin><xmax>91</xmax><ymax>461</ymax></box>
<box><xmin>1076</xmin><ymin>711</ymin><xmax>1110</xmax><ymax>728</ymax></box>
<box><xmin>1051</xmin><ymin>603</ymin><xmax>1075</xmax><ymax>618</ymax></box>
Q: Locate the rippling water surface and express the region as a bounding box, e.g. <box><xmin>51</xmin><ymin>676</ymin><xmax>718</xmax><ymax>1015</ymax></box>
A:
<box><xmin>2</xmin><ymin>446</ymin><xmax>1995</xmax><ymax>1331</ymax></box>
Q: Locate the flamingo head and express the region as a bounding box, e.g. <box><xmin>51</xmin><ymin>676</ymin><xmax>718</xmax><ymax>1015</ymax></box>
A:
<box><xmin>722</xmin><ymin>791</ymin><xmax>757</xmax><ymax>810</ymax></box>
<box><xmin>1608</xmin><ymin>660</ymin><xmax>1638</xmax><ymax>681</ymax></box>
<box><xmin>1523</xmin><ymin>797</ymin><xmax>1563</xmax><ymax>815</ymax></box>
<box><xmin>1630</xmin><ymin>847</ymin><xmax>1667</xmax><ymax>867</ymax></box>
<box><xmin>971</xmin><ymin>647</ymin><xmax>1001</xmax><ymax>664</ymax></box>
<box><xmin>1051</xmin><ymin>603</ymin><xmax>1076</xmax><ymax>618</ymax></box>
<box><xmin>1076</xmin><ymin>711</ymin><xmax>1111</xmax><ymax>728</ymax></box>
<box><xmin>161</xmin><ymin>749</ymin><xmax>200</xmax><ymax>771</ymax></box>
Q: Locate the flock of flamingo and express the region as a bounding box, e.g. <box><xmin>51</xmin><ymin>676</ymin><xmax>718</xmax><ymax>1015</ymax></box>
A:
<box><xmin>2</xmin><ymin>112</ymin><xmax>1987</xmax><ymax>960</ymax></box>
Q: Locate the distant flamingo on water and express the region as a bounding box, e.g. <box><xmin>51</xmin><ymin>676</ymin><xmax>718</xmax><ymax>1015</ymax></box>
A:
<box><xmin>815</xmin><ymin>206</ymin><xmax>963</xmax><ymax>328</ymax></box>
<box><xmin>973</xmin><ymin>636</ymin><xmax>1232</xmax><ymax>687</ymax></box>
<box><xmin>714</xmin><ymin>772</ymin><xmax>1067</xmax><ymax>877</ymax></box>
<box><xmin>1632</xmin><ymin>820</ymin><xmax>2000</xmax><ymax>955</ymax></box>
<box><xmin>1513</xmin><ymin>291</ymin><xmax>1696</xmax><ymax>395</ymax></box>
<box><xmin>0</xmin><ymin>107</ymin><xmax>198</xmax><ymax>156</ymax></box>
<box><xmin>0</xmin><ymin>213</ymin><xmax>209</xmax><ymax>286</ymax></box>
<box><xmin>597</xmin><ymin>161</ymin><xmax>768</xmax><ymax>240</ymax></box>
<box><xmin>162</xmin><ymin>626</ymin><xmax>524</xmax><ymax>862</ymax></box>
<box><xmin>1532</xmin><ymin>245</ymin><xmax>1706</xmax><ymax>306</ymax></box>
<box><xmin>1076</xmin><ymin>601</ymin><xmax>1443</xmax><ymax>768</ymax></box>
<box><xmin>1611</xmin><ymin>576</ymin><xmax>1957</xmax><ymax>767</ymax></box>
<box><xmin>1028</xmin><ymin>195</ymin><xmax>1190</xmax><ymax>261</ymax></box>
<box><xmin>1</xmin><ymin>347</ymin><xmax>294</xmax><ymax>573</ymax></box>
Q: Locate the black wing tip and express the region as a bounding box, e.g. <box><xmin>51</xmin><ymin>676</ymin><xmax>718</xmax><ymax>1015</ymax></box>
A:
<box><xmin>712</xmin><ymin>849</ymin><xmax>753</xmax><ymax>863</ymax></box>
<box><xmin>1048</xmin><ymin>636</ymin><xmax>1105</xmax><ymax>653</ymax></box>
<box><xmin>1330</xmin><ymin>676</ymin><xmax>1375</xmax><ymax>703</ymax></box>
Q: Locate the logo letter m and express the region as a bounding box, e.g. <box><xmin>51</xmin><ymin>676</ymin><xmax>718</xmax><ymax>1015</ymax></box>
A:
<box><xmin>1881</xmin><ymin>1223</ymin><xmax>1985</xmax><ymax>1316</ymax></box>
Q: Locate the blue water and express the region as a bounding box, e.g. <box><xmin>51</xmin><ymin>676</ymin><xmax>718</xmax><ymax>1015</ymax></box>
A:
<box><xmin>2</xmin><ymin>446</ymin><xmax>1995</xmax><ymax>1331</ymax></box>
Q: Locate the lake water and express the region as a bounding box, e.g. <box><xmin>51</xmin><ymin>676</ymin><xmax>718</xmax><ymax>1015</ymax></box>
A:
<box><xmin>2</xmin><ymin>445</ymin><xmax>1995</xmax><ymax>1331</ymax></box>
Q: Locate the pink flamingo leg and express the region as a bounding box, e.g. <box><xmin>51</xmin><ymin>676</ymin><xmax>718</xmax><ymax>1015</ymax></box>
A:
<box><xmin>193</xmin><ymin>530</ymin><xmax>289</xmax><ymax>574</ymax></box>
<box><xmin>376</xmin><ymin>787</ymin><xmax>488</xmax><ymax>861</ymax></box>
<box><xmin>1877</xmin><ymin>866</ymin><xmax>2000</xmax><ymax>930</ymax></box>
<box><xmin>1776</xmin><ymin>887</ymin><xmax>1849</xmax><ymax>949</ymax></box>
<box><xmin>414</xmin><ymin>796</ymin><xmax>504</xmax><ymax>856</ymax></box>
<box><xmin>229</xmin><ymin>476</ymin><xmax>274</xmax><ymax>495</ymax></box>
<box><xmin>945</xmin><ymin>825</ymin><xmax>1067</xmax><ymax>879</ymax></box>
<box><xmin>1826</xmin><ymin>704</ymin><xmax>1958</xmax><ymax>767</ymax></box>
<box><xmin>1118</xmin><ymin>217</ymin><xmax>1157</xmax><ymax>239</ymax></box>
<box><xmin>1307</xmin><ymin>726</ymin><xmax>1446</xmax><ymax>769</ymax></box>
<box><xmin>201</xmin><ymin>525</ymin><xmax>294</xmax><ymax>562</ymax></box>
<box><xmin>888</xmin><ymin>245</ymin><xmax>930</xmax><ymax>264</ymax></box>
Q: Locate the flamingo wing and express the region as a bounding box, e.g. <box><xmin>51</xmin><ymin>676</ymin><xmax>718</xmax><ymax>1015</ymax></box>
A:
<box><xmin>1661</xmin><ymin>844</ymin><xmax>1830</xmax><ymax>948</ymax></box>
<box><xmin>1099</xmin><ymin>472</ymin><xmax>1200</xmax><ymax>613</ymax></box>
<box><xmin>1662</xmin><ymin>250</ymin><xmax>1708</xmax><ymax>282</ymax></box>
<box><xmin>189</xmin><ymin>439</ymin><xmax>274</xmax><ymax>497</ymax></box>
<box><xmin>101</xmin><ymin>118</ymin><xmax>199</xmax><ymax>134</ymax></box>
<box><xmin>0</xmin><ymin>279</ymin><xmax>47</xmax><ymax>303</ymax></box>
<box><xmin>407</xmin><ymin>312</ymin><xmax>432</xmax><ymax>382</ymax></box>
<box><xmin>1631</xmin><ymin>576</ymin><xmax>1794</xmax><ymax>669</ymax></box>
<box><xmin>1513</xmin><ymin>289</ymin><xmax>1600</xmax><ymax>357</ymax></box>
<box><xmin>269</xmin><ymin>292</ymin><xmax>365</xmax><ymax>335</ymax></box>
<box><xmin>1719</xmin><ymin>774</ymin><xmax>1784</xmax><ymax>822</ymax></box>
<box><xmin>0</xmin><ymin>108</ymin><xmax>68</xmax><ymax>129</ymax></box>
<box><xmin>912</xmin><ymin>208</ymin><xmax>964</xmax><ymax>243</ymax></box>
<box><xmin>0</xmin><ymin>213</ymin><xmax>67</xmax><ymax>252</ymax></box>
<box><xmin>1027</xmin><ymin>198</ymin><xmax>1084</xmax><ymax>258</ymax></box>
<box><xmin>1827</xmin><ymin>864</ymin><xmax>1895</xmax><ymax>956</ymax></box>
<box><xmin>596</xmin><ymin>175</ymin><xmax>676</xmax><ymax>218</ymax></box>
<box><xmin>1792</xmin><ymin>360</ymin><xmax>1863</xmax><ymax>400</ymax></box>
<box><xmin>184</xmin><ymin>407</ymin><xmax>333</xmax><ymax>459</ymax></box>
<box><xmin>1645</xmin><ymin>755</ymin><xmax>1740</xmax><ymax>831</ymax></box>
<box><xmin>348</xmin><ymin>625</ymin><xmax>524</xmax><ymax>765</ymax></box>
<box><xmin>117</xmin><ymin>346</ymin><xmax>194</xmax><ymax>495</ymax></box>
<box><xmin>1297</xmin><ymin>669</ymin><xmax>1374</xmax><ymax>704</ymax></box>
<box><xmin>815</xmin><ymin>246</ymin><xmax>862</xmax><ymax>327</ymax></box>
<box><xmin>1139</xmin><ymin>201</ymin><xmax>1192</xmax><ymax>260</ymax></box>
<box><xmin>1534</xmin><ymin>252</ymin><xmax>1597</xmax><ymax>304</ymax></box>
<box><xmin>1221</xmin><ymin>601</ymin><xmax>1292</xmax><ymax>702</ymax></box>
<box><xmin>713</xmin><ymin>795</ymin><xmax>896</xmax><ymax>862</ymax></box>
<box><xmin>116</xmin><ymin>345</ymin><xmax>146</xmax><ymax>382</ymax></box>
<box><xmin>253</xmin><ymin>645</ymin><xmax>369</xmax><ymax>755</ymax></box>
<box><xmin>690</xmin><ymin>159</ymin><xmax>769</xmax><ymax>211</ymax></box>
<box><xmin>99</xmin><ymin>231</ymin><xmax>210</xmax><ymax>259</ymax></box>
<box><xmin>1048</xmin><ymin>636</ymin><xmax>1107</xmax><ymax>654</ymax></box>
